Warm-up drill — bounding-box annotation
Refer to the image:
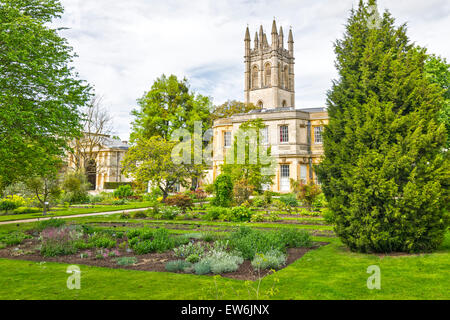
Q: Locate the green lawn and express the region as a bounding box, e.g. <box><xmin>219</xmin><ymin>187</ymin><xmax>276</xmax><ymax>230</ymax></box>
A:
<box><xmin>0</xmin><ymin>233</ymin><xmax>448</xmax><ymax>300</ymax></box>
<box><xmin>0</xmin><ymin>202</ymin><xmax>155</xmax><ymax>222</ymax></box>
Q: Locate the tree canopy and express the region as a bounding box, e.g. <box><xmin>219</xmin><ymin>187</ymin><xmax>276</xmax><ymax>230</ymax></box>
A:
<box><xmin>315</xmin><ymin>0</ymin><xmax>449</xmax><ymax>253</ymax></box>
<box><xmin>0</xmin><ymin>0</ymin><xmax>92</xmax><ymax>187</ymax></box>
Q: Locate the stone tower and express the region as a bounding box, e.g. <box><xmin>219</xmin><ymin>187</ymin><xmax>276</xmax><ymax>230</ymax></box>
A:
<box><xmin>244</xmin><ymin>20</ymin><xmax>295</xmax><ymax>109</ymax></box>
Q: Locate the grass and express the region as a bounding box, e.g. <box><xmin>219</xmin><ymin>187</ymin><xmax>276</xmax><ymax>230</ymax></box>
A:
<box><xmin>0</xmin><ymin>202</ymin><xmax>155</xmax><ymax>222</ymax></box>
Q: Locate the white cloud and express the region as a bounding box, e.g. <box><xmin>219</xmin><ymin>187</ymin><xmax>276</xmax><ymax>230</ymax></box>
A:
<box><xmin>54</xmin><ymin>0</ymin><xmax>450</xmax><ymax>140</ymax></box>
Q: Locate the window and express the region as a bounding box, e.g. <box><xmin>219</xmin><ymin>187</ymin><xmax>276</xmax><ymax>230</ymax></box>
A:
<box><xmin>283</xmin><ymin>66</ymin><xmax>289</xmax><ymax>89</ymax></box>
<box><xmin>314</xmin><ymin>126</ymin><xmax>323</xmax><ymax>144</ymax></box>
<box><xmin>280</xmin><ymin>125</ymin><xmax>289</xmax><ymax>143</ymax></box>
<box><xmin>280</xmin><ymin>164</ymin><xmax>290</xmax><ymax>192</ymax></box>
<box><xmin>261</xmin><ymin>126</ymin><xmax>269</xmax><ymax>145</ymax></box>
<box><xmin>265</xmin><ymin>63</ymin><xmax>271</xmax><ymax>87</ymax></box>
<box><xmin>257</xmin><ymin>100</ymin><xmax>264</xmax><ymax>109</ymax></box>
<box><xmin>282</xmin><ymin>100</ymin><xmax>287</xmax><ymax>108</ymax></box>
<box><xmin>223</xmin><ymin>131</ymin><xmax>231</xmax><ymax>148</ymax></box>
<box><xmin>252</xmin><ymin>66</ymin><xmax>259</xmax><ymax>89</ymax></box>
<box><xmin>300</xmin><ymin>164</ymin><xmax>308</xmax><ymax>184</ymax></box>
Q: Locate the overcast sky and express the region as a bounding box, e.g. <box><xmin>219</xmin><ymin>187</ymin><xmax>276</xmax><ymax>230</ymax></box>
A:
<box><xmin>54</xmin><ymin>0</ymin><xmax>450</xmax><ymax>140</ymax></box>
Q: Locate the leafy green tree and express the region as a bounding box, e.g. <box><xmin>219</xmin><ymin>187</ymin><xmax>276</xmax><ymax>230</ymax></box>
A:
<box><xmin>316</xmin><ymin>0</ymin><xmax>449</xmax><ymax>253</ymax></box>
<box><xmin>61</xmin><ymin>170</ymin><xmax>90</xmax><ymax>204</ymax></box>
<box><xmin>130</xmin><ymin>74</ymin><xmax>212</xmax><ymax>142</ymax></box>
<box><xmin>222</xmin><ymin>119</ymin><xmax>276</xmax><ymax>193</ymax></box>
<box><xmin>121</xmin><ymin>136</ymin><xmax>191</xmax><ymax>201</ymax></box>
<box><xmin>424</xmin><ymin>54</ymin><xmax>450</xmax><ymax>148</ymax></box>
<box><xmin>25</xmin><ymin>171</ymin><xmax>61</xmax><ymax>215</ymax></box>
<box><xmin>211</xmin><ymin>100</ymin><xmax>260</xmax><ymax>124</ymax></box>
<box><xmin>0</xmin><ymin>0</ymin><xmax>92</xmax><ymax>188</ymax></box>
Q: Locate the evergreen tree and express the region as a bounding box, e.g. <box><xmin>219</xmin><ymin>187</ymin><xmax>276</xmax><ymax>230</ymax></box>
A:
<box><xmin>316</xmin><ymin>0</ymin><xmax>449</xmax><ymax>253</ymax></box>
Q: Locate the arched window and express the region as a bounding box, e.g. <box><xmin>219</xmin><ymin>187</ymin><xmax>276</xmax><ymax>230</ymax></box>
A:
<box><xmin>252</xmin><ymin>65</ymin><xmax>259</xmax><ymax>89</ymax></box>
<box><xmin>257</xmin><ymin>100</ymin><xmax>264</xmax><ymax>109</ymax></box>
<box><xmin>282</xmin><ymin>100</ymin><xmax>287</xmax><ymax>107</ymax></box>
<box><xmin>283</xmin><ymin>66</ymin><xmax>289</xmax><ymax>90</ymax></box>
<box><xmin>264</xmin><ymin>63</ymin><xmax>271</xmax><ymax>87</ymax></box>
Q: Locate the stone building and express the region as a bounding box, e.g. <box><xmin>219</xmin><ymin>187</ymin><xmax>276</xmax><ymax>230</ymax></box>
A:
<box><xmin>211</xmin><ymin>21</ymin><xmax>329</xmax><ymax>192</ymax></box>
<box><xmin>66</xmin><ymin>135</ymin><xmax>132</xmax><ymax>192</ymax></box>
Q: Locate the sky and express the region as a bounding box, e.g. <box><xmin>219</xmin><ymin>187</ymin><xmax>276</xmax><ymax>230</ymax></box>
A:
<box><xmin>53</xmin><ymin>0</ymin><xmax>450</xmax><ymax>140</ymax></box>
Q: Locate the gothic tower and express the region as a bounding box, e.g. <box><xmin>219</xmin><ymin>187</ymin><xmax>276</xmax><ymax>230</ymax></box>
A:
<box><xmin>244</xmin><ymin>20</ymin><xmax>295</xmax><ymax>109</ymax></box>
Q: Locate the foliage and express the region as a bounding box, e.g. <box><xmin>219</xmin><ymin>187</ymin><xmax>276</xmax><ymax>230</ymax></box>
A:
<box><xmin>173</xmin><ymin>242</ymin><xmax>205</xmax><ymax>258</ymax></box>
<box><xmin>113</xmin><ymin>185</ymin><xmax>134</xmax><ymax>199</ymax></box>
<box><xmin>193</xmin><ymin>261</ymin><xmax>212</xmax><ymax>275</ymax></box>
<box><xmin>115</xmin><ymin>257</ymin><xmax>138</xmax><ymax>266</ymax></box>
<box><xmin>199</xmin><ymin>249</ymin><xmax>243</xmax><ymax>274</ymax></box>
<box><xmin>210</xmin><ymin>100</ymin><xmax>260</xmax><ymax>124</ymax></box>
<box><xmin>296</xmin><ymin>182</ymin><xmax>322</xmax><ymax>210</ymax></box>
<box><xmin>166</xmin><ymin>194</ymin><xmax>194</xmax><ymax>213</ymax></box>
<box><xmin>203</xmin><ymin>206</ymin><xmax>229</xmax><ymax>221</ymax></box>
<box><xmin>103</xmin><ymin>182</ymin><xmax>133</xmax><ymax>190</ymax></box>
<box><xmin>251</xmin><ymin>250</ymin><xmax>286</xmax><ymax>271</ymax></box>
<box><xmin>312</xmin><ymin>193</ymin><xmax>328</xmax><ymax>210</ymax></box>
<box><xmin>211</xmin><ymin>174</ymin><xmax>234</xmax><ymax>207</ymax></box>
<box><xmin>131</xmin><ymin>211</ymin><xmax>147</xmax><ymax>219</ymax></box>
<box><xmin>322</xmin><ymin>208</ymin><xmax>336</xmax><ymax>224</ymax></box>
<box><xmin>0</xmin><ymin>195</ymin><xmax>26</xmax><ymax>214</ymax></box>
<box><xmin>121</xmin><ymin>136</ymin><xmax>191</xmax><ymax>201</ymax></box>
<box><xmin>279</xmin><ymin>194</ymin><xmax>298</xmax><ymax>207</ymax></box>
<box><xmin>36</xmin><ymin>218</ymin><xmax>66</xmax><ymax>232</ymax></box>
<box><xmin>315</xmin><ymin>1</ymin><xmax>449</xmax><ymax>253</ymax></box>
<box><xmin>221</xmin><ymin>119</ymin><xmax>276</xmax><ymax>192</ymax></box>
<box><xmin>277</xmin><ymin>229</ymin><xmax>312</xmax><ymax>248</ymax></box>
<box><xmin>0</xmin><ymin>231</ymin><xmax>31</xmax><ymax>246</ymax></box>
<box><xmin>263</xmin><ymin>191</ymin><xmax>273</xmax><ymax>205</ymax></box>
<box><xmin>129</xmin><ymin>228</ymin><xmax>175</xmax><ymax>254</ymax></box>
<box><xmin>165</xmin><ymin>260</ymin><xmax>193</xmax><ymax>273</ymax></box>
<box><xmin>0</xmin><ymin>0</ymin><xmax>92</xmax><ymax>187</ymax></box>
<box><xmin>233</xmin><ymin>179</ymin><xmax>254</xmax><ymax>206</ymax></box>
<box><xmin>40</xmin><ymin>226</ymin><xmax>82</xmax><ymax>257</ymax></box>
<box><xmin>87</xmin><ymin>233</ymin><xmax>116</xmax><ymax>249</ymax></box>
<box><xmin>25</xmin><ymin>172</ymin><xmax>61</xmax><ymax>215</ymax></box>
<box><xmin>61</xmin><ymin>171</ymin><xmax>90</xmax><ymax>204</ymax></box>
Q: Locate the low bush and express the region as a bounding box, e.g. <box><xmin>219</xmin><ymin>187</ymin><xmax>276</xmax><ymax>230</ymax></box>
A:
<box><xmin>250</xmin><ymin>211</ymin><xmax>266</xmax><ymax>222</ymax></box>
<box><xmin>40</xmin><ymin>226</ymin><xmax>82</xmax><ymax>257</ymax></box>
<box><xmin>160</xmin><ymin>206</ymin><xmax>181</xmax><ymax>220</ymax></box>
<box><xmin>173</xmin><ymin>242</ymin><xmax>204</xmax><ymax>258</ymax></box>
<box><xmin>194</xmin><ymin>261</ymin><xmax>211</xmax><ymax>275</ymax></box>
<box><xmin>0</xmin><ymin>195</ymin><xmax>26</xmax><ymax>214</ymax></box>
<box><xmin>233</xmin><ymin>179</ymin><xmax>253</xmax><ymax>206</ymax></box>
<box><xmin>277</xmin><ymin>229</ymin><xmax>312</xmax><ymax>248</ymax></box>
<box><xmin>322</xmin><ymin>208</ymin><xmax>335</xmax><ymax>224</ymax></box>
<box><xmin>279</xmin><ymin>194</ymin><xmax>298</xmax><ymax>207</ymax></box>
<box><xmin>218</xmin><ymin>206</ymin><xmax>253</xmax><ymax>222</ymax></box>
<box><xmin>200</xmin><ymin>249</ymin><xmax>243</xmax><ymax>274</ymax></box>
<box><xmin>252</xmin><ymin>197</ymin><xmax>265</xmax><ymax>208</ymax></box>
<box><xmin>186</xmin><ymin>254</ymin><xmax>201</xmax><ymax>263</ymax></box>
<box><xmin>166</xmin><ymin>194</ymin><xmax>194</xmax><ymax>213</ymax></box>
<box><xmin>113</xmin><ymin>185</ymin><xmax>134</xmax><ymax>199</ymax></box>
<box><xmin>12</xmin><ymin>207</ymin><xmax>41</xmax><ymax>214</ymax></box>
<box><xmin>165</xmin><ymin>260</ymin><xmax>192</xmax><ymax>272</ymax></box>
<box><xmin>115</xmin><ymin>256</ymin><xmax>138</xmax><ymax>266</ymax></box>
<box><xmin>0</xmin><ymin>231</ymin><xmax>31</xmax><ymax>246</ymax></box>
<box><xmin>87</xmin><ymin>233</ymin><xmax>116</xmax><ymax>249</ymax></box>
<box><xmin>120</xmin><ymin>212</ymin><xmax>131</xmax><ymax>219</ymax></box>
<box><xmin>112</xmin><ymin>199</ymin><xmax>128</xmax><ymax>205</ymax></box>
<box><xmin>251</xmin><ymin>250</ymin><xmax>286</xmax><ymax>270</ymax></box>
<box><xmin>203</xmin><ymin>206</ymin><xmax>228</xmax><ymax>221</ymax></box>
<box><xmin>131</xmin><ymin>211</ymin><xmax>147</xmax><ymax>219</ymax></box>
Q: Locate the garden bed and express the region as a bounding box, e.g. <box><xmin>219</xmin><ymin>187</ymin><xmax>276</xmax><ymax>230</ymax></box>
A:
<box><xmin>0</xmin><ymin>237</ymin><xmax>327</xmax><ymax>281</ymax></box>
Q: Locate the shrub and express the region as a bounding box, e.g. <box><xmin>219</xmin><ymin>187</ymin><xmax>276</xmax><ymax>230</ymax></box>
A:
<box><xmin>251</xmin><ymin>250</ymin><xmax>286</xmax><ymax>270</ymax></box>
<box><xmin>266</xmin><ymin>212</ymin><xmax>280</xmax><ymax>222</ymax></box>
<box><xmin>112</xmin><ymin>199</ymin><xmax>128</xmax><ymax>205</ymax></box>
<box><xmin>88</xmin><ymin>233</ymin><xmax>116</xmax><ymax>248</ymax></box>
<box><xmin>36</xmin><ymin>218</ymin><xmax>66</xmax><ymax>232</ymax></box>
<box><xmin>312</xmin><ymin>193</ymin><xmax>327</xmax><ymax>210</ymax></box>
<box><xmin>104</xmin><ymin>182</ymin><xmax>133</xmax><ymax>190</ymax></box>
<box><xmin>211</xmin><ymin>174</ymin><xmax>233</xmax><ymax>207</ymax></box>
<box><xmin>193</xmin><ymin>189</ymin><xmax>207</xmax><ymax>202</ymax></box>
<box><xmin>250</xmin><ymin>212</ymin><xmax>266</xmax><ymax>222</ymax></box>
<box><xmin>61</xmin><ymin>171</ymin><xmax>90</xmax><ymax>204</ymax></box>
<box><xmin>230</xmin><ymin>206</ymin><xmax>253</xmax><ymax>222</ymax></box>
<box><xmin>263</xmin><ymin>191</ymin><xmax>273</xmax><ymax>205</ymax></box>
<box><xmin>194</xmin><ymin>261</ymin><xmax>211</xmax><ymax>275</ymax></box>
<box><xmin>0</xmin><ymin>231</ymin><xmax>31</xmax><ymax>246</ymax></box>
<box><xmin>252</xmin><ymin>197</ymin><xmax>265</xmax><ymax>208</ymax></box>
<box><xmin>166</xmin><ymin>194</ymin><xmax>193</xmax><ymax>213</ymax></box>
<box><xmin>322</xmin><ymin>208</ymin><xmax>335</xmax><ymax>224</ymax></box>
<box><xmin>296</xmin><ymin>182</ymin><xmax>322</xmax><ymax>210</ymax></box>
<box><xmin>280</xmin><ymin>194</ymin><xmax>298</xmax><ymax>207</ymax></box>
<box><xmin>200</xmin><ymin>249</ymin><xmax>243</xmax><ymax>274</ymax></box>
<box><xmin>115</xmin><ymin>256</ymin><xmax>137</xmax><ymax>266</ymax></box>
<box><xmin>165</xmin><ymin>260</ymin><xmax>192</xmax><ymax>272</ymax></box>
<box><xmin>120</xmin><ymin>212</ymin><xmax>131</xmax><ymax>219</ymax></box>
<box><xmin>233</xmin><ymin>179</ymin><xmax>253</xmax><ymax>206</ymax></box>
<box><xmin>160</xmin><ymin>206</ymin><xmax>181</xmax><ymax>220</ymax></box>
<box><xmin>113</xmin><ymin>185</ymin><xmax>134</xmax><ymax>199</ymax></box>
<box><xmin>228</xmin><ymin>227</ymin><xmax>284</xmax><ymax>260</ymax></box>
<box><xmin>203</xmin><ymin>206</ymin><xmax>228</xmax><ymax>221</ymax></box>
<box><xmin>277</xmin><ymin>229</ymin><xmax>312</xmax><ymax>248</ymax></box>
<box><xmin>131</xmin><ymin>211</ymin><xmax>147</xmax><ymax>219</ymax></box>
<box><xmin>173</xmin><ymin>242</ymin><xmax>204</xmax><ymax>258</ymax></box>
<box><xmin>12</xmin><ymin>207</ymin><xmax>41</xmax><ymax>214</ymax></box>
<box><xmin>186</xmin><ymin>254</ymin><xmax>201</xmax><ymax>263</ymax></box>
<box><xmin>40</xmin><ymin>226</ymin><xmax>82</xmax><ymax>257</ymax></box>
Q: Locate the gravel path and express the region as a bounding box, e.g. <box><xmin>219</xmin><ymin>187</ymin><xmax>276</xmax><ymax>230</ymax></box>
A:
<box><xmin>0</xmin><ymin>207</ymin><xmax>151</xmax><ymax>226</ymax></box>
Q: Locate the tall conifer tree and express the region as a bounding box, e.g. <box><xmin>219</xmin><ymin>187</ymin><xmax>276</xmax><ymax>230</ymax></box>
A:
<box><xmin>316</xmin><ymin>0</ymin><xmax>449</xmax><ymax>253</ymax></box>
